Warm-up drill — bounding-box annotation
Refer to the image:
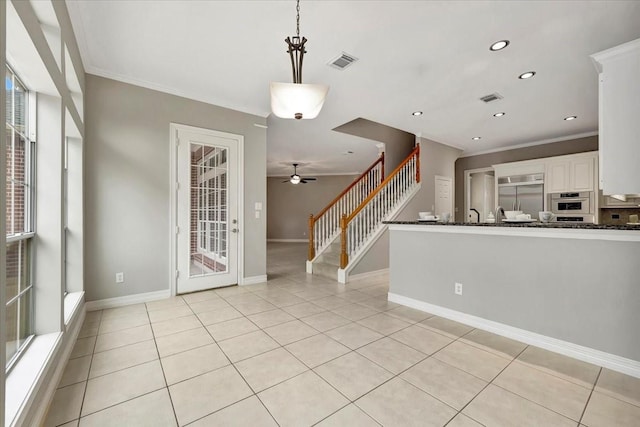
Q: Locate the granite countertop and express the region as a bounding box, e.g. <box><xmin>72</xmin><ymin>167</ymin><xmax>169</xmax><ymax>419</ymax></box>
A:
<box><xmin>383</xmin><ymin>220</ymin><xmax>640</xmax><ymax>231</ymax></box>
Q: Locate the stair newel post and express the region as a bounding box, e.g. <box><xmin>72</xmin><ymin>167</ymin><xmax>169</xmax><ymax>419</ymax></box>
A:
<box><xmin>415</xmin><ymin>145</ymin><xmax>420</xmax><ymax>183</ymax></box>
<box><xmin>308</xmin><ymin>214</ymin><xmax>315</xmax><ymax>261</ymax></box>
<box><xmin>340</xmin><ymin>214</ymin><xmax>349</xmax><ymax>269</ymax></box>
<box><xmin>380</xmin><ymin>152</ymin><xmax>385</xmax><ymax>183</ymax></box>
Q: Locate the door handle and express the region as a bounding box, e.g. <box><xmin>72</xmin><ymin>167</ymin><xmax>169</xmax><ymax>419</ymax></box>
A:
<box><xmin>231</xmin><ymin>228</ymin><xmax>239</xmax><ymax>233</ymax></box>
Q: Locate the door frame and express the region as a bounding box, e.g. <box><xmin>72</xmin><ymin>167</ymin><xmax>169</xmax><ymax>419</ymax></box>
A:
<box><xmin>463</xmin><ymin>167</ymin><xmax>494</xmax><ymax>223</ymax></box>
<box><xmin>169</xmin><ymin>123</ymin><xmax>245</xmax><ymax>296</ymax></box>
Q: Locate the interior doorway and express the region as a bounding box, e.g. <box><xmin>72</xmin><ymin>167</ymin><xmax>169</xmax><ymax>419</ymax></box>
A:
<box><xmin>464</xmin><ymin>168</ymin><xmax>495</xmax><ymax>223</ymax></box>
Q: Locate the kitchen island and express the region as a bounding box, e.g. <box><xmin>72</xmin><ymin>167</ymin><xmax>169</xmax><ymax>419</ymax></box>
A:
<box><xmin>384</xmin><ymin>221</ymin><xmax>640</xmax><ymax>376</ymax></box>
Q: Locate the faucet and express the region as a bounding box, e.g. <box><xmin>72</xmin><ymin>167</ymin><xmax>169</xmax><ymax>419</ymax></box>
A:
<box><xmin>495</xmin><ymin>206</ymin><xmax>505</xmax><ymax>223</ymax></box>
<box><xmin>469</xmin><ymin>208</ymin><xmax>480</xmax><ymax>223</ymax></box>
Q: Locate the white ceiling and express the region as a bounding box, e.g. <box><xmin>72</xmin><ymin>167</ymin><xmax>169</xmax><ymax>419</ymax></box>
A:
<box><xmin>66</xmin><ymin>0</ymin><xmax>640</xmax><ymax>176</ymax></box>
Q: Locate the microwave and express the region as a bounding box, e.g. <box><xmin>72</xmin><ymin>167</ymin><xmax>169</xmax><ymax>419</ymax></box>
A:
<box><xmin>550</xmin><ymin>192</ymin><xmax>594</xmax><ymax>215</ymax></box>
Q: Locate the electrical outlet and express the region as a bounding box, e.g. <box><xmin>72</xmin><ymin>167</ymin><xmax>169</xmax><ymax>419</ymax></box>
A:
<box><xmin>116</xmin><ymin>272</ymin><xmax>125</xmax><ymax>283</ymax></box>
<box><xmin>454</xmin><ymin>282</ymin><xmax>463</xmax><ymax>295</ymax></box>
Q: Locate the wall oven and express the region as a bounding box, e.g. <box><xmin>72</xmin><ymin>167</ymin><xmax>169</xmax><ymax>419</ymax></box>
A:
<box><xmin>550</xmin><ymin>192</ymin><xmax>593</xmax><ymax>215</ymax></box>
<box><xmin>554</xmin><ymin>214</ymin><xmax>595</xmax><ymax>223</ymax></box>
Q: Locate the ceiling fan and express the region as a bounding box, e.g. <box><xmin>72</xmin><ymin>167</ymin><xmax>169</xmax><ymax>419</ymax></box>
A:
<box><xmin>283</xmin><ymin>163</ymin><xmax>317</xmax><ymax>184</ymax></box>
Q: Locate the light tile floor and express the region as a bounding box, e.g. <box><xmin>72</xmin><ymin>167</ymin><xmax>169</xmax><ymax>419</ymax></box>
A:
<box><xmin>45</xmin><ymin>243</ymin><xmax>640</xmax><ymax>426</ymax></box>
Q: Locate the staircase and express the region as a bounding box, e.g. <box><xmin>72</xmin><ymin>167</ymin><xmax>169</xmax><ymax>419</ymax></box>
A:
<box><xmin>307</xmin><ymin>146</ymin><xmax>421</xmax><ymax>283</ymax></box>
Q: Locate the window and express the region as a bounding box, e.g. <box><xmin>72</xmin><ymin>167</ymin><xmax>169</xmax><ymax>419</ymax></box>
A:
<box><xmin>190</xmin><ymin>145</ymin><xmax>228</xmax><ymax>275</ymax></box>
<box><xmin>5</xmin><ymin>65</ymin><xmax>35</xmax><ymax>370</ymax></box>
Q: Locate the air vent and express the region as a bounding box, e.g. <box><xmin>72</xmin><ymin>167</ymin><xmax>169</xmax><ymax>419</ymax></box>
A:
<box><xmin>328</xmin><ymin>52</ymin><xmax>359</xmax><ymax>70</ymax></box>
<box><xmin>479</xmin><ymin>93</ymin><xmax>503</xmax><ymax>103</ymax></box>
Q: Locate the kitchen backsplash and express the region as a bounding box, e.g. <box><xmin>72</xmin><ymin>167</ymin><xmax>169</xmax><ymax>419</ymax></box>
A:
<box><xmin>600</xmin><ymin>208</ymin><xmax>640</xmax><ymax>225</ymax></box>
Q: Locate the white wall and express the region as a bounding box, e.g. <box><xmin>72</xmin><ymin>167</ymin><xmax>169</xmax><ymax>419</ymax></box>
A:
<box><xmin>84</xmin><ymin>75</ymin><xmax>267</xmax><ymax>301</ymax></box>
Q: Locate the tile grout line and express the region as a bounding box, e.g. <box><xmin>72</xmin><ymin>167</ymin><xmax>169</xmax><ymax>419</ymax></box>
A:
<box><xmin>185</xmin><ymin>296</ymin><xmax>282</xmax><ymax>427</ymax></box>
<box><xmin>62</xmin><ymin>254</ymin><xmax>627</xmax><ymax>427</ymax></box>
<box><xmin>72</xmin><ymin>310</ymin><xmax>102</xmax><ymax>425</ymax></box>
<box><xmin>193</xmin><ymin>298</ymin><xmax>282</xmax><ymax>425</ymax></box>
<box><xmin>442</xmin><ymin>341</ymin><xmax>531</xmax><ymax>426</ymax></box>
<box><xmin>145</xmin><ymin>299</ymin><xmax>182</xmax><ymax>427</ymax></box>
<box><xmin>73</xmin><ymin>301</ymin><xmax>187</xmax><ymax>424</ymax></box>
<box><xmin>342</xmin><ymin>324</ymin><xmax>486</xmax><ymax>425</ymax></box>
<box><xmin>578</xmin><ymin>366</ymin><xmax>602</xmax><ymax>425</ymax></box>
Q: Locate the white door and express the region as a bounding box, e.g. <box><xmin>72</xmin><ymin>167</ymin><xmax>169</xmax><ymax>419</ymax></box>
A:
<box><xmin>175</xmin><ymin>126</ymin><xmax>241</xmax><ymax>294</ymax></box>
<box><xmin>435</xmin><ymin>175</ymin><xmax>453</xmax><ymax>218</ymax></box>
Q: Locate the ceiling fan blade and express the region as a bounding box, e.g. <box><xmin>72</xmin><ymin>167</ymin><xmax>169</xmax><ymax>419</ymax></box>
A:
<box><xmin>303</xmin><ymin>177</ymin><xmax>317</xmax><ymax>181</ymax></box>
<box><xmin>300</xmin><ymin>180</ymin><xmax>308</xmax><ymax>184</ymax></box>
<box><xmin>282</xmin><ymin>180</ymin><xmax>290</xmax><ymax>183</ymax></box>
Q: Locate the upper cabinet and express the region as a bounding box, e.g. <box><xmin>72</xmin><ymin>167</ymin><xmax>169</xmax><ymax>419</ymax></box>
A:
<box><xmin>591</xmin><ymin>38</ymin><xmax>640</xmax><ymax>195</ymax></box>
<box><xmin>546</xmin><ymin>152</ymin><xmax>597</xmax><ymax>193</ymax></box>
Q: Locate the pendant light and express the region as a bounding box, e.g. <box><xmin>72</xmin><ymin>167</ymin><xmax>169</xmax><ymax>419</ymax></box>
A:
<box><xmin>270</xmin><ymin>0</ymin><xmax>329</xmax><ymax>120</ymax></box>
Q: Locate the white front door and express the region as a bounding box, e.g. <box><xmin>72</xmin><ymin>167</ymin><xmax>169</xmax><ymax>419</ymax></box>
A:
<box><xmin>175</xmin><ymin>126</ymin><xmax>241</xmax><ymax>294</ymax></box>
<box><xmin>435</xmin><ymin>175</ymin><xmax>453</xmax><ymax>218</ymax></box>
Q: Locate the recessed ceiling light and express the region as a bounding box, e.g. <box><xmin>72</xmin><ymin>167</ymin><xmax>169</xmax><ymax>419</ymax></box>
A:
<box><xmin>493</xmin><ymin>112</ymin><xmax>506</xmax><ymax>117</ymax></box>
<box><xmin>564</xmin><ymin>115</ymin><xmax>577</xmax><ymax>121</ymax></box>
<box><xmin>519</xmin><ymin>71</ymin><xmax>536</xmax><ymax>79</ymax></box>
<box><xmin>412</xmin><ymin>111</ymin><xmax>423</xmax><ymax>116</ymax></box>
<box><xmin>472</xmin><ymin>136</ymin><xmax>482</xmax><ymax>141</ymax></box>
<box><xmin>489</xmin><ymin>40</ymin><xmax>510</xmax><ymax>51</ymax></box>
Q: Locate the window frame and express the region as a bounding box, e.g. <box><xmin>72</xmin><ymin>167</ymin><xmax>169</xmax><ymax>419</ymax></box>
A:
<box><xmin>5</xmin><ymin>64</ymin><xmax>36</xmax><ymax>373</ymax></box>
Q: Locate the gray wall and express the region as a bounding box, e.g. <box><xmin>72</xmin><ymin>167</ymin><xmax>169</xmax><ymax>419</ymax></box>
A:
<box><xmin>333</xmin><ymin>118</ymin><xmax>415</xmax><ymax>172</ymax></box>
<box><xmin>85</xmin><ymin>75</ymin><xmax>267</xmax><ymax>301</ymax></box>
<box><xmin>267</xmin><ymin>175</ymin><xmax>357</xmax><ymax>240</ymax></box>
<box><xmin>351</xmin><ymin>137</ymin><xmax>462</xmax><ymax>275</ymax></box>
<box><xmin>454</xmin><ymin>135</ymin><xmax>599</xmax><ymax>221</ymax></box>
<box><xmin>389</xmin><ymin>228</ymin><xmax>640</xmax><ymax>362</ymax></box>
<box><xmin>396</xmin><ymin>137</ymin><xmax>463</xmax><ymax>221</ymax></box>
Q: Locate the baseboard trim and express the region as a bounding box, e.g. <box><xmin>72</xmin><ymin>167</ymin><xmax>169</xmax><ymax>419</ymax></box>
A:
<box><xmin>267</xmin><ymin>239</ymin><xmax>307</xmax><ymax>243</ymax></box>
<box><xmin>349</xmin><ymin>268</ymin><xmax>389</xmax><ymax>281</ymax></box>
<box><xmin>85</xmin><ymin>289</ymin><xmax>171</xmax><ymax>311</ymax></box>
<box><xmin>240</xmin><ymin>275</ymin><xmax>268</xmax><ymax>286</ymax></box>
<box><xmin>388</xmin><ymin>292</ymin><xmax>640</xmax><ymax>379</ymax></box>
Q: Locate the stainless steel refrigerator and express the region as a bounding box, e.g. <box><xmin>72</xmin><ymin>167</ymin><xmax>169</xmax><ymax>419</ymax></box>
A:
<box><xmin>497</xmin><ymin>173</ymin><xmax>544</xmax><ymax>216</ymax></box>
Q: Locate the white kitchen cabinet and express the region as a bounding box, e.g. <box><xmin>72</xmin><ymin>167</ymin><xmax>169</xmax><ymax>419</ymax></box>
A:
<box><xmin>545</xmin><ymin>152</ymin><xmax>597</xmax><ymax>193</ymax></box>
<box><xmin>591</xmin><ymin>38</ymin><xmax>640</xmax><ymax>195</ymax></box>
<box><xmin>547</xmin><ymin>161</ymin><xmax>570</xmax><ymax>193</ymax></box>
<box><xmin>571</xmin><ymin>157</ymin><xmax>595</xmax><ymax>191</ymax></box>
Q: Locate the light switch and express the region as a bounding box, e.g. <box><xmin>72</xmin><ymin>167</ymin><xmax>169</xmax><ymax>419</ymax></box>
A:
<box><xmin>255</xmin><ymin>202</ymin><xmax>263</xmax><ymax>210</ymax></box>
<box><xmin>255</xmin><ymin>211</ymin><xmax>260</xmax><ymax>219</ymax></box>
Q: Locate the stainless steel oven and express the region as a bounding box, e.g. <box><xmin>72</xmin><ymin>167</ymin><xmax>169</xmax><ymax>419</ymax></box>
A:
<box><xmin>550</xmin><ymin>192</ymin><xmax>593</xmax><ymax>215</ymax></box>
<box><xmin>554</xmin><ymin>214</ymin><xmax>595</xmax><ymax>223</ymax></box>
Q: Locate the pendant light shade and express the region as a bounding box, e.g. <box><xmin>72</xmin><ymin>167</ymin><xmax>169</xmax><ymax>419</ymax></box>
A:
<box><xmin>270</xmin><ymin>82</ymin><xmax>329</xmax><ymax>120</ymax></box>
<box><xmin>270</xmin><ymin>0</ymin><xmax>328</xmax><ymax>120</ymax></box>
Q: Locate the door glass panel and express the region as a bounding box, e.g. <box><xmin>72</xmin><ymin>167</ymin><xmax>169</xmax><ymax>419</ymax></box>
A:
<box><xmin>189</xmin><ymin>143</ymin><xmax>229</xmax><ymax>277</ymax></box>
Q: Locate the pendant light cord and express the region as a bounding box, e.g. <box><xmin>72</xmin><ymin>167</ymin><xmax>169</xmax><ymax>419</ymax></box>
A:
<box><xmin>296</xmin><ymin>0</ymin><xmax>300</xmax><ymax>37</ymax></box>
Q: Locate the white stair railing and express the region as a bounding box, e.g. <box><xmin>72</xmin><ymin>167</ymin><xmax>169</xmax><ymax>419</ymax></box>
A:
<box><xmin>339</xmin><ymin>145</ymin><xmax>420</xmax><ymax>268</ymax></box>
<box><xmin>308</xmin><ymin>154</ymin><xmax>384</xmax><ymax>261</ymax></box>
